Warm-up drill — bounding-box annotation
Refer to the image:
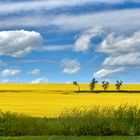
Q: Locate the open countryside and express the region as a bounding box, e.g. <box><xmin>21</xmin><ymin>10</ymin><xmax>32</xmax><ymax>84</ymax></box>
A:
<box><xmin>1</xmin><ymin>0</ymin><xmax>140</xmax><ymax>139</ymax></box>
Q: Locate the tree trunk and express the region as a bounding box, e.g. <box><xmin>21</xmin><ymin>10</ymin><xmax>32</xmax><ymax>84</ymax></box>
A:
<box><xmin>77</xmin><ymin>85</ymin><xmax>80</xmax><ymax>92</ymax></box>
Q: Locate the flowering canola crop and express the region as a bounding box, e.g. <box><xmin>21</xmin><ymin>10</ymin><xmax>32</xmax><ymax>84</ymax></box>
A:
<box><xmin>0</xmin><ymin>84</ymin><xmax>140</xmax><ymax>117</ymax></box>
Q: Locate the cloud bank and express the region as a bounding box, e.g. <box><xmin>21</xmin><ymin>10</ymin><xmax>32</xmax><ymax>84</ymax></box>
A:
<box><xmin>1</xmin><ymin>9</ymin><xmax>140</xmax><ymax>34</ymax></box>
<box><xmin>0</xmin><ymin>0</ymin><xmax>128</xmax><ymax>15</ymax></box>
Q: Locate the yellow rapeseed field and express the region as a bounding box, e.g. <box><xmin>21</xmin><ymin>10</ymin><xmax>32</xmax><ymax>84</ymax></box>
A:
<box><xmin>0</xmin><ymin>84</ymin><xmax>140</xmax><ymax>117</ymax></box>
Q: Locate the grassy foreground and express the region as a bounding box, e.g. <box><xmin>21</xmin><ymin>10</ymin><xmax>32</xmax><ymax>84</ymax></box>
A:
<box><xmin>0</xmin><ymin>105</ymin><xmax>140</xmax><ymax>136</ymax></box>
<box><xmin>0</xmin><ymin>136</ymin><xmax>140</xmax><ymax>140</ymax></box>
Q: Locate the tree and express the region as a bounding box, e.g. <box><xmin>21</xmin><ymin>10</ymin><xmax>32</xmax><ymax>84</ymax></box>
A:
<box><xmin>90</xmin><ymin>78</ymin><xmax>98</xmax><ymax>92</ymax></box>
<box><xmin>115</xmin><ymin>80</ymin><xmax>123</xmax><ymax>91</ymax></box>
<box><xmin>73</xmin><ymin>81</ymin><xmax>80</xmax><ymax>92</ymax></box>
<box><xmin>102</xmin><ymin>81</ymin><xmax>110</xmax><ymax>91</ymax></box>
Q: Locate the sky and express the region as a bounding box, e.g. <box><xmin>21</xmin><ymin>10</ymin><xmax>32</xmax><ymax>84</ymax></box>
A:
<box><xmin>0</xmin><ymin>0</ymin><xmax>140</xmax><ymax>83</ymax></box>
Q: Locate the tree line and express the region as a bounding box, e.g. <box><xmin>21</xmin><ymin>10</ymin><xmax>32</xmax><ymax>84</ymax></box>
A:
<box><xmin>73</xmin><ymin>79</ymin><xmax>123</xmax><ymax>92</ymax></box>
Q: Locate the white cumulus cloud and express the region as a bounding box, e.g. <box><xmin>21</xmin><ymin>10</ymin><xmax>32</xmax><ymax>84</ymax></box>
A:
<box><xmin>0</xmin><ymin>30</ymin><xmax>43</xmax><ymax>57</ymax></box>
<box><xmin>100</xmin><ymin>31</ymin><xmax>140</xmax><ymax>54</ymax></box>
<box><xmin>1</xmin><ymin>69</ymin><xmax>21</xmax><ymax>77</ymax></box>
<box><xmin>74</xmin><ymin>27</ymin><xmax>104</xmax><ymax>52</ymax></box>
<box><xmin>99</xmin><ymin>31</ymin><xmax>140</xmax><ymax>67</ymax></box>
<box><xmin>93</xmin><ymin>30</ymin><xmax>140</xmax><ymax>78</ymax></box>
<box><xmin>61</xmin><ymin>58</ymin><xmax>81</xmax><ymax>74</ymax></box>
<box><xmin>103</xmin><ymin>53</ymin><xmax>140</xmax><ymax>67</ymax></box>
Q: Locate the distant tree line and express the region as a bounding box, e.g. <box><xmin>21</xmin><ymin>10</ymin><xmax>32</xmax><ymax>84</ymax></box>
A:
<box><xmin>73</xmin><ymin>79</ymin><xmax>123</xmax><ymax>92</ymax></box>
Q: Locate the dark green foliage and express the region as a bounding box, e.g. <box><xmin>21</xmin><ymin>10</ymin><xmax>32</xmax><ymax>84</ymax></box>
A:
<box><xmin>1</xmin><ymin>136</ymin><xmax>140</xmax><ymax>140</ymax></box>
<box><xmin>90</xmin><ymin>79</ymin><xmax>98</xmax><ymax>91</ymax></box>
<box><xmin>0</xmin><ymin>105</ymin><xmax>140</xmax><ymax>136</ymax></box>
<box><xmin>102</xmin><ymin>81</ymin><xmax>110</xmax><ymax>91</ymax></box>
<box><xmin>59</xmin><ymin>105</ymin><xmax>140</xmax><ymax>136</ymax></box>
<box><xmin>0</xmin><ymin>112</ymin><xmax>60</xmax><ymax>136</ymax></box>
<box><xmin>115</xmin><ymin>81</ymin><xmax>123</xmax><ymax>91</ymax></box>
<box><xmin>73</xmin><ymin>81</ymin><xmax>80</xmax><ymax>92</ymax></box>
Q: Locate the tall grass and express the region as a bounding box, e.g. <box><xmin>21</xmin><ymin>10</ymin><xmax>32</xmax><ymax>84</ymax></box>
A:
<box><xmin>0</xmin><ymin>105</ymin><xmax>140</xmax><ymax>136</ymax></box>
<box><xmin>59</xmin><ymin>105</ymin><xmax>140</xmax><ymax>136</ymax></box>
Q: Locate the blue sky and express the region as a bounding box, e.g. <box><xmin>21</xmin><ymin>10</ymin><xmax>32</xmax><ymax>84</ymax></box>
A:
<box><xmin>0</xmin><ymin>0</ymin><xmax>140</xmax><ymax>83</ymax></box>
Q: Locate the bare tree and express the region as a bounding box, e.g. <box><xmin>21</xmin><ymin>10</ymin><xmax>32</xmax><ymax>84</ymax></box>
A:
<box><xmin>73</xmin><ymin>81</ymin><xmax>80</xmax><ymax>92</ymax></box>
<box><xmin>90</xmin><ymin>78</ymin><xmax>98</xmax><ymax>92</ymax></box>
<box><xmin>102</xmin><ymin>81</ymin><xmax>110</xmax><ymax>91</ymax></box>
<box><xmin>115</xmin><ymin>80</ymin><xmax>123</xmax><ymax>91</ymax></box>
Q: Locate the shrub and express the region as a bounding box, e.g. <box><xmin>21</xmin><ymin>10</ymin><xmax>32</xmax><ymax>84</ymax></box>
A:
<box><xmin>0</xmin><ymin>105</ymin><xmax>140</xmax><ymax>136</ymax></box>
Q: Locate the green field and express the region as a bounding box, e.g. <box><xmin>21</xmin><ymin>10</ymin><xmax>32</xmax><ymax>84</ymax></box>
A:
<box><xmin>0</xmin><ymin>136</ymin><xmax>140</xmax><ymax>140</ymax></box>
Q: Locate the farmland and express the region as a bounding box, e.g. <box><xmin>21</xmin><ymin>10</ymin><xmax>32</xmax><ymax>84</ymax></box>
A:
<box><xmin>0</xmin><ymin>84</ymin><xmax>140</xmax><ymax>137</ymax></box>
<box><xmin>0</xmin><ymin>84</ymin><xmax>139</xmax><ymax>117</ymax></box>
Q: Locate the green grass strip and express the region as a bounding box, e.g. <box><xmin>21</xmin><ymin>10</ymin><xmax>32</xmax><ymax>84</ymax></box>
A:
<box><xmin>0</xmin><ymin>136</ymin><xmax>140</xmax><ymax>140</ymax></box>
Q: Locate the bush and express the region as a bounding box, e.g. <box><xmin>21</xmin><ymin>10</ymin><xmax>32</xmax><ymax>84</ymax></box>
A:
<box><xmin>0</xmin><ymin>105</ymin><xmax>140</xmax><ymax>136</ymax></box>
<box><xmin>59</xmin><ymin>105</ymin><xmax>140</xmax><ymax>136</ymax></box>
